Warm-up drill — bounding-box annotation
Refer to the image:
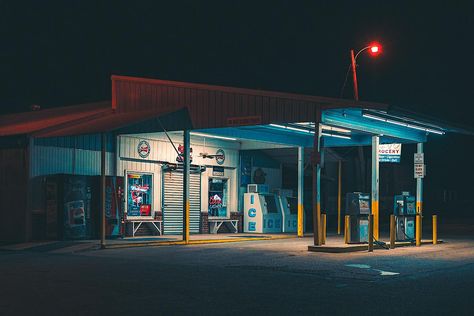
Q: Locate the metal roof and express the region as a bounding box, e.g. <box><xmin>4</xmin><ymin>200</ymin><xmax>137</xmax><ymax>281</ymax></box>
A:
<box><xmin>111</xmin><ymin>75</ymin><xmax>388</xmax><ymax>129</ymax></box>
<box><xmin>0</xmin><ymin>101</ymin><xmax>110</xmax><ymax>137</ymax></box>
<box><xmin>0</xmin><ymin>75</ymin><xmax>470</xmax><ymax>142</ymax></box>
<box><xmin>0</xmin><ymin>75</ymin><xmax>388</xmax><ymax>138</ymax></box>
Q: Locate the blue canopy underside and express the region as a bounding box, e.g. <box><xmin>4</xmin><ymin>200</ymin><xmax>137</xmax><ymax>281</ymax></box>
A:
<box><xmin>196</xmin><ymin>109</ymin><xmax>433</xmax><ymax>148</ymax></box>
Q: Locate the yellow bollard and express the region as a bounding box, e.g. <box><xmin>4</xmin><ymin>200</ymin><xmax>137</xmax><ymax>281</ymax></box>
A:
<box><xmin>433</xmin><ymin>215</ymin><xmax>438</xmax><ymax>245</ymax></box>
<box><xmin>321</xmin><ymin>214</ymin><xmax>327</xmax><ymax>245</ymax></box>
<box><xmin>344</xmin><ymin>215</ymin><xmax>350</xmax><ymax>244</ymax></box>
<box><xmin>416</xmin><ymin>214</ymin><xmax>421</xmax><ymax>247</ymax></box>
<box><xmin>368</xmin><ymin>214</ymin><xmax>374</xmax><ymax>252</ymax></box>
<box><xmin>390</xmin><ymin>214</ymin><xmax>396</xmax><ymax>249</ymax></box>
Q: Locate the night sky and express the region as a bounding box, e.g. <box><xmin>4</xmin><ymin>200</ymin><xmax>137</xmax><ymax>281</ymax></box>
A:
<box><xmin>1</xmin><ymin>1</ymin><xmax>473</xmax><ymax>209</ymax></box>
<box><xmin>1</xmin><ymin>1</ymin><xmax>473</xmax><ymax>121</ymax></box>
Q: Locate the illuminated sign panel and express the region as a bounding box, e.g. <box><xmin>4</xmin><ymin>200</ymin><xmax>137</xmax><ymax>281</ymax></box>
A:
<box><xmin>379</xmin><ymin>144</ymin><xmax>402</xmax><ymax>163</ymax></box>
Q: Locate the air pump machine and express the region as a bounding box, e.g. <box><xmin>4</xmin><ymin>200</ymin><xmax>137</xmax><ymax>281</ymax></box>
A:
<box><xmin>345</xmin><ymin>192</ymin><xmax>370</xmax><ymax>243</ymax></box>
<box><xmin>394</xmin><ymin>192</ymin><xmax>416</xmax><ymax>241</ymax></box>
<box><xmin>243</xmin><ymin>184</ymin><xmax>283</xmax><ymax>233</ymax></box>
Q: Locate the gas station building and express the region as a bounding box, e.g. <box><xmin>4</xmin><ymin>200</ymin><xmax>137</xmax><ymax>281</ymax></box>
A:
<box><xmin>0</xmin><ymin>75</ymin><xmax>462</xmax><ymax>247</ymax></box>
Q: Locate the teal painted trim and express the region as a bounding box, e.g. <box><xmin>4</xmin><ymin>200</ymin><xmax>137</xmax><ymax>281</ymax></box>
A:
<box><xmin>323</xmin><ymin>109</ymin><xmax>427</xmax><ymax>143</ymax></box>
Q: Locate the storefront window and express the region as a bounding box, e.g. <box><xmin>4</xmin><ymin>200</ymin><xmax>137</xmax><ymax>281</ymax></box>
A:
<box><xmin>208</xmin><ymin>178</ymin><xmax>228</xmax><ymax>217</ymax></box>
<box><xmin>126</xmin><ymin>172</ymin><xmax>153</xmax><ymax>217</ymax></box>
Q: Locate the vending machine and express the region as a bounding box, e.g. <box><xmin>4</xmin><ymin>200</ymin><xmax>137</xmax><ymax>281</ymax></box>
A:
<box><xmin>243</xmin><ymin>185</ymin><xmax>283</xmax><ymax>233</ymax></box>
<box><xmin>276</xmin><ymin>189</ymin><xmax>298</xmax><ymax>233</ymax></box>
<box><xmin>345</xmin><ymin>192</ymin><xmax>370</xmax><ymax>243</ymax></box>
<box><xmin>44</xmin><ymin>175</ymin><xmax>124</xmax><ymax>240</ymax></box>
<box><xmin>44</xmin><ymin>175</ymin><xmax>93</xmax><ymax>240</ymax></box>
<box><xmin>394</xmin><ymin>192</ymin><xmax>416</xmax><ymax>241</ymax></box>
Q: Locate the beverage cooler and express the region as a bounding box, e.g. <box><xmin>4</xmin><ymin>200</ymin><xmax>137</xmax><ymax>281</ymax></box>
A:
<box><xmin>44</xmin><ymin>174</ymin><xmax>124</xmax><ymax>240</ymax></box>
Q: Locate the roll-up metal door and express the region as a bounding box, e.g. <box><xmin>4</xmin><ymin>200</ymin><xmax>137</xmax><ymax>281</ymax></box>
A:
<box><xmin>162</xmin><ymin>170</ymin><xmax>201</xmax><ymax>234</ymax></box>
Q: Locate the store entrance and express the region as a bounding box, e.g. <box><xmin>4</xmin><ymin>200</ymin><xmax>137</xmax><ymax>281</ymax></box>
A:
<box><xmin>208</xmin><ymin>178</ymin><xmax>228</xmax><ymax>218</ymax></box>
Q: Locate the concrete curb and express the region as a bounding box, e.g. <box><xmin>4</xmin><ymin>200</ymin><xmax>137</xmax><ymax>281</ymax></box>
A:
<box><xmin>308</xmin><ymin>239</ymin><xmax>444</xmax><ymax>253</ymax></box>
<box><xmin>102</xmin><ymin>234</ymin><xmax>301</xmax><ymax>249</ymax></box>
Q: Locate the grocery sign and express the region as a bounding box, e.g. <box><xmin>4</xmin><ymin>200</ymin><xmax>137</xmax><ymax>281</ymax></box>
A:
<box><xmin>379</xmin><ymin>143</ymin><xmax>402</xmax><ymax>163</ymax></box>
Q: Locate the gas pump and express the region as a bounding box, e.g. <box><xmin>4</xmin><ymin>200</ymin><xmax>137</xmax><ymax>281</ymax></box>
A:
<box><xmin>345</xmin><ymin>192</ymin><xmax>370</xmax><ymax>243</ymax></box>
<box><xmin>394</xmin><ymin>192</ymin><xmax>416</xmax><ymax>241</ymax></box>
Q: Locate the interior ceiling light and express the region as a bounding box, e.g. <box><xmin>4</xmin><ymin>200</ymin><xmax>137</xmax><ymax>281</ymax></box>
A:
<box><xmin>269</xmin><ymin>124</ymin><xmax>315</xmax><ymax>134</ymax></box>
<box><xmin>320</xmin><ymin>124</ymin><xmax>351</xmax><ymax>134</ymax></box>
<box><xmin>290</xmin><ymin>122</ymin><xmax>352</xmax><ymax>134</ymax></box>
<box><xmin>362</xmin><ymin>113</ymin><xmax>445</xmax><ymax>135</ymax></box>
<box><xmin>270</xmin><ymin>123</ymin><xmax>353</xmax><ymax>139</ymax></box>
<box><xmin>190</xmin><ymin>132</ymin><xmax>237</xmax><ymax>141</ymax></box>
<box><xmin>321</xmin><ymin>132</ymin><xmax>351</xmax><ymax>140</ymax></box>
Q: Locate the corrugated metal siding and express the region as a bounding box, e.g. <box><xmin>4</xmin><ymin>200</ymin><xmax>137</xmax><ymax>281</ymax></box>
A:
<box><xmin>118</xmin><ymin>134</ymin><xmax>240</xmax><ymax>168</ymax></box>
<box><xmin>30</xmin><ymin>134</ymin><xmax>115</xmax><ymax>178</ymax></box>
<box><xmin>117</xmin><ymin>133</ymin><xmax>240</xmax><ymax>216</ymax></box>
<box><xmin>113</xmin><ymin>77</ymin><xmax>343</xmax><ymax>129</ymax></box>
<box><xmin>162</xmin><ymin>170</ymin><xmax>201</xmax><ymax>234</ymax></box>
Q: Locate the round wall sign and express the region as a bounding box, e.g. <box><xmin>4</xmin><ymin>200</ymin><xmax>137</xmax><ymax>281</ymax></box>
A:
<box><xmin>215</xmin><ymin>149</ymin><xmax>225</xmax><ymax>165</ymax></box>
<box><xmin>137</xmin><ymin>140</ymin><xmax>151</xmax><ymax>158</ymax></box>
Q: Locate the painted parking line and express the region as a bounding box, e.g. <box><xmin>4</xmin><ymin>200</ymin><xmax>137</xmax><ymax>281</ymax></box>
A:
<box><xmin>346</xmin><ymin>263</ymin><xmax>400</xmax><ymax>276</ymax></box>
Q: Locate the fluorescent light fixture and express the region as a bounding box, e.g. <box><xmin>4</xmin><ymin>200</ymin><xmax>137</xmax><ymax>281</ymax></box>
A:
<box><xmin>295</xmin><ymin>122</ymin><xmax>351</xmax><ymax>134</ymax></box>
<box><xmin>362</xmin><ymin>113</ymin><xmax>445</xmax><ymax>135</ymax></box>
<box><xmin>321</xmin><ymin>132</ymin><xmax>351</xmax><ymax>140</ymax></box>
<box><xmin>320</xmin><ymin>124</ymin><xmax>351</xmax><ymax>134</ymax></box>
<box><xmin>190</xmin><ymin>132</ymin><xmax>237</xmax><ymax>141</ymax></box>
<box><xmin>269</xmin><ymin>124</ymin><xmax>315</xmax><ymax>134</ymax></box>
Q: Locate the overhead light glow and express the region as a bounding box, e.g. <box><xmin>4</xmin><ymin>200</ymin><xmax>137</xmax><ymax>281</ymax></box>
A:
<box><xmin>270</xmin><ymin>123</ymin><xmax>352</xmax><ymax>138</ymax></box>
<box><xmin>320</xmin><ymin>124</ymin><xmax>351</xmax><ymax>134</ymax></box>
<box><xmin>321</xmin><ymin>132</ymin><xmax>351</xmax><ymax>140</ymax></box>
<box><xmin>269</xmin><ymin>124</ymin><xmax>315</xmax><ymax>134</ymax></box>
<box><xmin>190</xmin><ymin>132</ymin><xmax>237</xmax><ymax>141</ymax></box>
<box><xmin>362</xmin><ymin>113</ymin><xmax>445</xmax><ymax>135</ymax></box>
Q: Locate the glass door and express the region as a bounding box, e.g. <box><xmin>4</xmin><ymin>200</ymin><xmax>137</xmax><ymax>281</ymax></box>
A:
<box><xmin>208</xmin><ymin>178</ymin><xmax>228</xmax><ymax>217</ymax></box>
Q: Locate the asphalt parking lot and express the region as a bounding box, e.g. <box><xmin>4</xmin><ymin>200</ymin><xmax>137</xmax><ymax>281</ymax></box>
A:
<box><xmin>1</xmin><ymin>232</ymin><xmax>474</xmax><ymax>316</ymax></box>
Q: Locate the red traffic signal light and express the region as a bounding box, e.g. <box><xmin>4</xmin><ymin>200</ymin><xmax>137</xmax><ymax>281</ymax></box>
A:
<box><xmin>368</xmin><ymin>42</ymin><xmax>382</xmax><ymax>56</ymax></box>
